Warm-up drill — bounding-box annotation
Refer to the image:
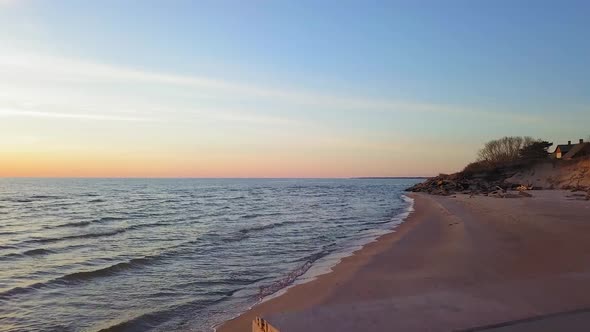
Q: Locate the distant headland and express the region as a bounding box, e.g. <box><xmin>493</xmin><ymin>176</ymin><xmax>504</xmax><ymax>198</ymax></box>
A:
<box><xmin>407</xmin><ymin>136</ymin><xmax>590</xmax><ymax>198</ymax></box>
<box><xmin>352</xmin><ymin>176</ymin><xmax>429</xmax><ymax>180</ymax></box>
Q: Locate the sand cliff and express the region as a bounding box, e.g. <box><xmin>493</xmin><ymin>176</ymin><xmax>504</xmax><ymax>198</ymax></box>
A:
<box><xmin>507</xmin><ymin>157</ymin><xmax>590</xmax><ymax>190</ymax></box>
<box><xmin>407</xmin><ymin>157</ymin><xmax>590</xmax><ymax>196</ymax></box>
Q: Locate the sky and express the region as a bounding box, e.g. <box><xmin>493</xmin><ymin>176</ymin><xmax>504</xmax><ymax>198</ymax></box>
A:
<box><xmin>1</xmin><ymin>0</ymin><xmax>589</xmax><ymax>178</ymax></box>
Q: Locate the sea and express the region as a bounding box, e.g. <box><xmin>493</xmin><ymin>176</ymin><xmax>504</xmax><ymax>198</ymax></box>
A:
<box><xmin>0</xmin><ymin>178</ymin><xmax>419</xmax><ymax>332</ymax></box>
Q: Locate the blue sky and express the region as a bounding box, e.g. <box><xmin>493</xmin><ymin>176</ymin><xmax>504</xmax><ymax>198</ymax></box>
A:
<box><xmin>1</xmin><ymin>0</ymin><xmax>589</xmax><ymax>177</ymax></box>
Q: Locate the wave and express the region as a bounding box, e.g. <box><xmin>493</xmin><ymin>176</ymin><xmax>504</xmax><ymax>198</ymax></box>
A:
<box><xmin>257</xmin><ymin>248</ymin><xmax>330</xmax><ymax>299</ymax></box>
<box><xmin>30</xmin><ymin>195</ymin><xmax>66</xmax><ymax>200</ymax></box>
<box><xmin>402</xmin><ymin>194</ymin><xmax>415</xmax><ymax>212</ymax></box>
<box><xmin>29</xmin><ymin>216</ymin><xmax>279</xmax><ymax>249</ymax></box>
<box><xmin>0</xmin><ymin>244</ymin><xmax>91</xmax><ymax>260</ymax></box>
<box><xmin>60</xmin><ymin>257</ymin><xmax>153</xmax><ymax>282</ymax></box>
<box><xmin>46</xmin><ymin>216</ymin><xmax>125</xmax><ymax>230</ymax></box>
<box><xmin>26</xmin><ymin>228</ymin><xmax>128</xmax><ymax>245</ymax></box>
<box><xmin>0</xmin><ymin>229</ymin><xmax>238</xmax><ymax>300</ymax></box>
<box><xmin>255</xmin><ymin>194</ymin><xmax>415</xmax><ymax>302</ymax></box>
<box><xmin>0</xmin><ymin>251</ymin><xmax>24</xmax><ymax>260</ymax></box>
<box><xmin>366</xmin><ymin>219</ymin><xmax>395</xmax><ymax>225</ymax></box>
<box><xmin>241</xmin><ymin>212</ymin><xmax>282</xmax><ymax>219</ymax></box>
<box><xmin>219</xmin><ymin>232</ymin><xmax>249</xmax><ymax>243</ymax></box>
<box><xmin>238</xmin><ymin>220</ymin><xmax>291</xmax><ymax>234</ymax></box>
<box><xmin>0</xmin><ymin>243</ymin><xmax>86</xmax><ymax>261</ymax></box>
<box><xmin>190</xmin><ymin>193</ymin><xmax>216</xmax><ymax>199</ymax></box>
<box><xmin>0</xmin><ymin>256</ymin><xmax>156</xmax><ymax>301</ymax></box>
<box><xmin>1</xmin><ymin>195</ymin><xmax>67</xmax><ymax>203</ymax></box>
<box><xmin>97</xmin><ymin>216</ymin><xmax>126</xmax><ymax>222</ymax></box>
<box><xmin>29</xmin><ymin>218</ymin><xmax>190</xmax><ymax>250</ymax></box>
<box><xmin>325</xmin><ymin>215</ymin><xmax>357</xmax><ymax>222</ymax></box>
<box><xmin>0</xmin><ymin>247</ymin><xmax>55</xmax><ymax>260</ymax></box>
<box><xmin>204</xmin><ymin>222</ymin><xmax>294</xmax><ymax>244</ymax></box>
<box><xmin>97</xmin><ymin>291</ymin><xmax>237</xmax><ymax>332</ymax></box>
<box><xmin>23</xmin><ymin>248</ymin><xmax>55</xmax><ymax>256</ymax></box>
<box><xmin>133</xmin><ymin>198</ymin><xmax>163</xmax><ymax>203</ymax></box>
<box><xmin>178</xmin><ymin>276</ymin><xmax>269</xmax><ymax>289</ymax></box>
<box><xmin>50</xmin><ymin>220</ymin><xmax>93</xmax><ymax>228</ymax></box>
<box><xmin>0</xmin><ymin>198</ymin><xmax>33</xmax><ymax>203</ymax></box>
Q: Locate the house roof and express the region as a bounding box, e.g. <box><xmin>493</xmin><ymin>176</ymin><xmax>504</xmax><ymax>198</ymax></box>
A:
<box><xmin>562</xmin><ymin>142</ymin><xmax>590</xmax><ymax>159</ymax></box>
<box><xmin>554</xmin><ymin>144</ymin><xmax>574</xmax><ymax>154</ymax></box>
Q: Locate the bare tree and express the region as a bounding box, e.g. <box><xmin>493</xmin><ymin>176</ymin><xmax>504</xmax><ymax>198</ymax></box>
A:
<box><xmin>477</xmin><ymin>136</ymin><xmax>536</xmax><ymax>165</ymax></box>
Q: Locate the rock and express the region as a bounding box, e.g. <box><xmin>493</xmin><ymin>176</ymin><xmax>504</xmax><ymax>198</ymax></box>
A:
<box><xmin>405</xmin><ymin>171</ymin><xmax>528</xmax><ymax>197</ymax></box>
<box><xmin>518</xmin><ymin>191</ymin><xmax>532</xmax><ymax>197</ymax></box>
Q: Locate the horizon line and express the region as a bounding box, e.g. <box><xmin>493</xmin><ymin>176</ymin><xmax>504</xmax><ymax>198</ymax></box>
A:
<box><xmin>0</xmin><ymin>176</ymin><xmax>432</xmax><ymax>180</ymax></box>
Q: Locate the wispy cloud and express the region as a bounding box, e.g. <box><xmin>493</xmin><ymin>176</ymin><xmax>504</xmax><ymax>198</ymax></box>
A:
<box><xmin>0</xmin><ymin>108</ymin><xmax>158</xmax><ymax>122</ymax></box>
<box><xmin>0</xmin><ymin>0</ymin><xmax>22</xmax><ymax>7</ymax></box>
<box><xmin>0</xmin><ymin>102</ymin><xmax>301</xmax><ymax>126</ymax></box>
<box><xmin>0</xmin><ymin>52</ymin><xmax>544</xmax><ymax>124</ymax></box>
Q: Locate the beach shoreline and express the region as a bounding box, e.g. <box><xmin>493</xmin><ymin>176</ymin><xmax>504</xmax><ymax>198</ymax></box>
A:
<box><xmin>217</xmin><ymin>190</ymin><xmax>590</xmax><ymax>332</ymax></box>
<box><xmin>250</xmin><ymin>194</ymin><xmax>415</xmax><ymax>306</ymax></box>
<box><xmin>216</xmin><ymin>193</ymin><xmax>426</xmax><ymax>332</ymax></box>
<box><xmin>213</xmin><ymin>193</ymin><xmax>417</xmax><ymax>331</ymax></box>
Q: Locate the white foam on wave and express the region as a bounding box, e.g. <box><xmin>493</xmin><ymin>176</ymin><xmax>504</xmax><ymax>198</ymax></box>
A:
<box><xmin>211</xmin><ymin>194</ymin><xmax>416</xmax><ymax>331</ymax></box>
<box><xmin>259</xmin><ymin>194</ymin><xmax>415</xmax><ymax>302</ymax></box>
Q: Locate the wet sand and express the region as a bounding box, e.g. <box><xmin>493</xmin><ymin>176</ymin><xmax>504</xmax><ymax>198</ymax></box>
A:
<box><xmin>217</xmin><ymin>191</ymin><xmax>590</xmax><ymax>332</ymax></box>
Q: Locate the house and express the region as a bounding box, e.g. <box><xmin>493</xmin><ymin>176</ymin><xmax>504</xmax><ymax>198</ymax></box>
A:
<box><xmin>563</xmin><ymin>139</ymin><xmax>590</xmax><ymax>160</ymax></box>
<box><xmin>553</xmin><ymin>139</ymin><xmax>590</xmax><ymax>160</ymax></box>
<box><xmin>553</xmin><ymin>141</ymin><xmax>575</xmax><ymax>159</ymax></box>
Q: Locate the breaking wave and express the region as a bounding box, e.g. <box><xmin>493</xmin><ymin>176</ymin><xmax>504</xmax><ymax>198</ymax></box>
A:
<box><xmin>257</xmin><ymin>250</ymin><xmax>329</xmax><ymax>299</ymax></box>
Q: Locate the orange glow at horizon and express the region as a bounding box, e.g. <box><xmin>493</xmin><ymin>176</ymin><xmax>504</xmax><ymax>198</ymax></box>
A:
<box><xmin>1</xmin><ymin>148</ymin><xmax>467</xmax><ymax>178</ymax></box>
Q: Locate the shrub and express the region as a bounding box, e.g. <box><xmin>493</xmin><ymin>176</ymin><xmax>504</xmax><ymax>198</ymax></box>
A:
<box><xmin>462</xmin><ymin>161</ymin><xmax>492</xmax><ymax>175</ymax></box>
<box><xmin>477</xmin><ymin>136</ymin><xmax>537</xmax><ymax>166</ymax></box>
<box><xmin>519</xmin><ymin>141</ymin><xmax>552</xmax><ymax>161</ymax></box>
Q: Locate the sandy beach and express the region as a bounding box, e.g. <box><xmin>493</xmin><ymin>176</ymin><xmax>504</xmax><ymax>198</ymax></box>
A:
<box><xmin>218</xmin><ymin>191</ymin><xmax>590</xmax><ymax>332</ymax></box>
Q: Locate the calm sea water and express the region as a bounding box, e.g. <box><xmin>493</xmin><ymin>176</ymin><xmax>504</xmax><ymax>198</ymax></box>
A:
<box><xmin>0</xmin><ymin>178</ymin><xmax>418</xmax><ymax>332</ymax></box>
